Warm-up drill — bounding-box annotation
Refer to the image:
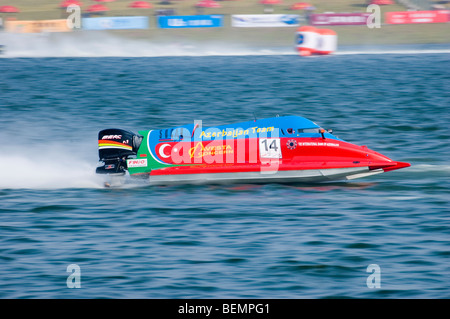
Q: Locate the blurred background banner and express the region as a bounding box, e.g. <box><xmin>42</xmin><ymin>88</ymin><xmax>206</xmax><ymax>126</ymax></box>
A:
<box><xmin>231</xmin><ymin>14</ymin><xmax>301</xmax><ymax>28</ymax></box>
<box><xmin>309</xmin><ymin>13</ymin><xmax>371</xmax><ymax>26</ymax></box>
<box><xmin>385</xmin><ymin>10</ymin><xmax>450</xmax><ymax>24</ymax></box>
<box><xmin>82</xmin><ymin>16</ymin><xmax>149</xmax><ymax>30</ymax></box>
<box><xmin>157</xmin><ymin>15</ymin><xmax>223</xmax><ymax>29</ymax></box>
<box><xmin>5</xmin><ymin>19</ymin><xmax>72</xmax><ymax>33</ymax></box>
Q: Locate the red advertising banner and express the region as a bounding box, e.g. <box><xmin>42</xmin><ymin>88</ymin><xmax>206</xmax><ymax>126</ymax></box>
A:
<box><xmin>310</xmin><ymin>13</ymin><xmax>370</xmax><ymax>26</ymax></box>
<box><xmin>385</xmin><ymin>10</ymin><xmax>450</xmax><ymax>24</ymax></box>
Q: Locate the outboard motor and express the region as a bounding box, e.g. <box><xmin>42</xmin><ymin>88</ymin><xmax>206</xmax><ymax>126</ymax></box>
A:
<box><xmin>96</xmin><ymin>129</ymin><xmax>143</xmax><ymax>175</ymax></box>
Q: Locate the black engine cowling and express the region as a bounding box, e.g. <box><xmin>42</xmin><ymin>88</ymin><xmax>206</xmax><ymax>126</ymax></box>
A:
<box><xmin>96</xmin><ymin>128</ymin><xmax>143</xmax><ymax>175</ymax></box>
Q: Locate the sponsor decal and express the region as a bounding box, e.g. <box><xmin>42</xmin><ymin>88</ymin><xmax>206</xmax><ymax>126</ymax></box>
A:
<box><xmin>310</xmin><ymin>13</ymin><xmax>371</xmax><ymax>26</ymax></box>
<box><xmin>232</xmin><ymin>14</ymin><xmax>301</xmax><ymax>27</ymax></box>
<box><xmin>102</xmin><ymin>135</ymin><xmax>122</xmax><ymax>140</ymax></box>
<box><xmin>127</xmin><ymin>158</ymin><xmax>148</xmax><ymax>168</ymax></box>
<box><xmin>82</xmin><ymin>16</ymin><xmax>149</xmax><ymax>30</ymax></box>
<box><xmin>5</xmin><ymin>19</ymin><xmax>73</xmax><ymax>33</ymax></box>
<box><xmin>199</xmin><ymin>126</ymin><xmax>274</xmax><ymax>139</ymax></box>
<box><xmin>385</xmin><ymin>10</ymin><xmax>450</xmax><ymax>24</ymax></box>
<box><xmin>157</xmin><ymin>15</ymin><xmax>224</xmax><ymax>29</ymax></box>
<box><xmin>189</xmin><ymin>142</ymin><xmax>234</xmax><ymax>159</ymax></box>
<box><xmin>298</xmin><ymin>142</ymin><xmax>340</xmax><ymax>147</ymax></box>
<box><xmin>287</xmin><ymin>139</ymin><xmax>297</xmax><ymax>150</ymax></box>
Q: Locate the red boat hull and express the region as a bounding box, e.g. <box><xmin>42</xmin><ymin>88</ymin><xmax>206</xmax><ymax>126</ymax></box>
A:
<box><xmin>146</xmin><ymin>137</ymin><xmax>410</xmax><ymax>184</ymax></box>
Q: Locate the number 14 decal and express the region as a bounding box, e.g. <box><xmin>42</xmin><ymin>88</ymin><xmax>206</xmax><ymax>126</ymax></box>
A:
<box><xmin>259</xmin><ymin>138</ymin><xmax>282</xmax><ymax>159</ymax></box>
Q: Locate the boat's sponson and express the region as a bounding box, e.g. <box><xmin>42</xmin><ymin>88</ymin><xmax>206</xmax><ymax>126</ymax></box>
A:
<box><xmin>96</xmin><ymin>115</ymin><xmax>410</xmax><ymax>184</ymax></box>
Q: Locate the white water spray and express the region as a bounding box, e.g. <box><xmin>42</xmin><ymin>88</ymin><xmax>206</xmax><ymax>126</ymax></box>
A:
<box><xmin>0</xmin><ymin>142</ymin><xmax>103</xmax><ymax>189</ymax></box>
<box><xmin>0</xmin><ymin>32</ymin><xmax>292</xmax><ymax>58</ymax></box>
<box><xmin>2</xmin><ymin>31</ymin><xmax>449</xmax><ymax>58</ymax></box>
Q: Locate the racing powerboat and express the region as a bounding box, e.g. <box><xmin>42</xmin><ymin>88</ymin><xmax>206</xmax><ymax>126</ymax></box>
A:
<box><xmin>96</xmin><ymin>115</ymin><xmax>410</xmax><ymax>185</ymax></box>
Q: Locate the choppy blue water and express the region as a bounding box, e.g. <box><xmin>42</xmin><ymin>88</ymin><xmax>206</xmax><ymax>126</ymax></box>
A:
<box><xmin>0</xmin><ymin>51</ymin><xmax>449</xmax><ymax>299</ymax></box>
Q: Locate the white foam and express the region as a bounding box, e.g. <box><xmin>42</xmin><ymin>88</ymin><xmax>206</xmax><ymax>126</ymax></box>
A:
<box><xmin>384</xmin><ymin>196</ymin><xmax>422</xmax><ymax>200</ymax></box>
<box><xmin>2</xmin><ymin>31</ymin><xmax>450</xmax><ymax>58</ymax></box>
<box><xmin>336</xmin><ymin>49</ymin><xmax>450</xmax><ymax>56</ymax></box>
<box><xmin>0</xmin><ymin>32</ymin><xmax>294</xmax><ymax>57</ymax></box>
<box><xmin>0</xmin><ymin>142</ymin><xmax>104</xmax><ymax>190</ymax></box>
<box><xmin>406</xmin><ymin>164</ymin><xmax>450</xmax><ymax>173</ymax></box>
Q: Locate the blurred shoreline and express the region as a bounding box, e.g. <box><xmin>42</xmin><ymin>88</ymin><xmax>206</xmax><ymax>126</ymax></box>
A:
<box><xmin>1</xmin><ymin>0</ymin><xmax>449</xmax><ymax>50</ymax></box>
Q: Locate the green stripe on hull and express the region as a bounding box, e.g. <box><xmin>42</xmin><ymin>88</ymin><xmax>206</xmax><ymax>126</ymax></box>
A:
<box><xmin>128</xmin><ymin>130</ymin><xmax>176</xmax><ymax>175</ymax></box>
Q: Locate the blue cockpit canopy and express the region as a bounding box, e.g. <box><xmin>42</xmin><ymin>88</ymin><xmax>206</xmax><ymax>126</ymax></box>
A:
<box><xmin>146</xmin><ymin>115</ymin><xmax>342</xmax><ymax>142</ymax></box>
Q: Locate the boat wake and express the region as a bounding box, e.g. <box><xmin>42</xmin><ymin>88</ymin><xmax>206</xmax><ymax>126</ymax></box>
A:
<box><xmin>0</xmin><ymin>141</ymin><xmax>155</xmax><ymax>190</ymax></box>
<box><xmin>1</xmin><ymin>32</ymin><xmax>450</xmax><ymax>58</ymax></box>
<box><xmin>0</xmin><ymin>141</ymin><xmax>104</xmax><ymax>190</ymax></box>
<box><xmin>1</xmin><ymin>155</ymin><xmax>445</xmax><ymax>190</ymax></box>
<box><xmin>0</xmin><ymin>156</ymin><xmax>103</xmax><ymax>190</ymax></box>
<box><xmin>336</xmin><ymin>49</ymin><xmax>450</xmax><ymax>56</ymax></box>
<box><xmin>0</xmin><ymin>32</ymin><xmax>290</xmax><ymax>58</ymax></box>
<box><xmin>405</xmin><ymin>164</ymin><xmax>450</xmax><ymax>173</ymax></box>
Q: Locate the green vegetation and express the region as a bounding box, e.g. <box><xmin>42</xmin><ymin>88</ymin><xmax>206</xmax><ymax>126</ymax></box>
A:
<box><xmin>1</xmin><ymin>0</ymin><xmax>449</xmax><ymax>45</ymax></box>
